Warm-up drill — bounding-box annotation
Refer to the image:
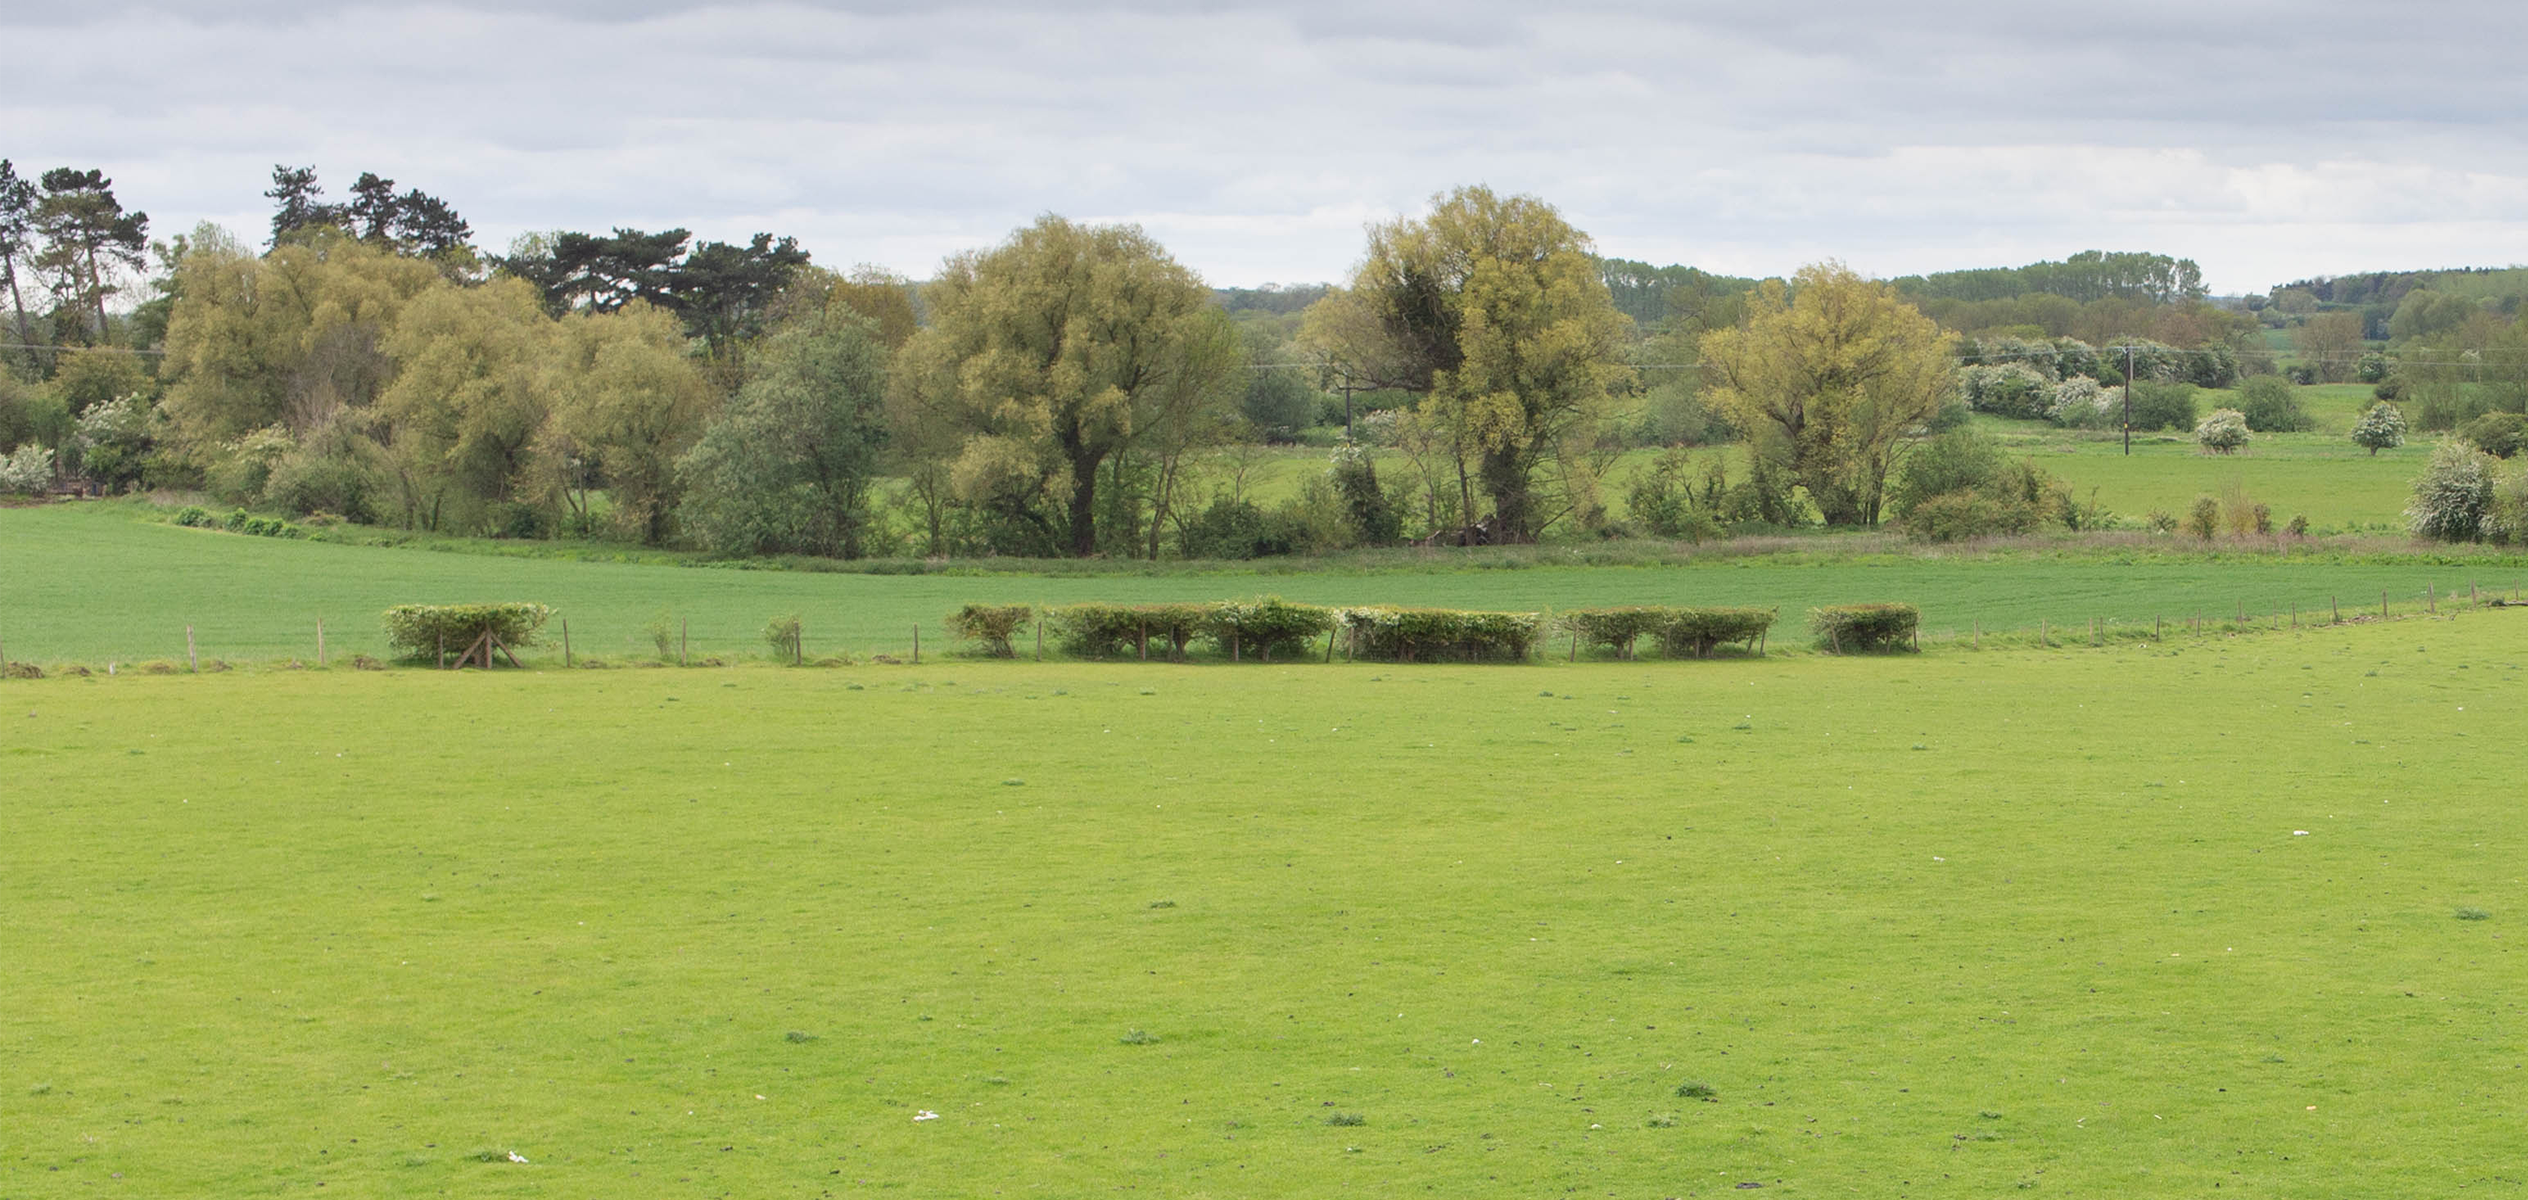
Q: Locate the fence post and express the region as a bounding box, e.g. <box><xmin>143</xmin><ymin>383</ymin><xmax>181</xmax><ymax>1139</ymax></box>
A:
<box><xmin>911</xmin><ymin>625</ymin><xmax>919</xmax><ymax>665</ymax></box>
<box><xmin>1035</xmin><ymin>617</ymin><xmax>1043</xmax><ymax>662</ymax></box>
<box><xmin>562</xmin><ymin>619</ymin><xmax>572</xmax><ymax>668</ymax></box>
<box><xmin>0</xmin><ymin>626</ymin><xmax>9</xmax><ymax>677</ymax></box>
<box><xmin>1973</xmin><ymin>618</ymin><xmax>1980</xmax><ymax>649</ymax></box>
<box><xmin>2039</xmin><ymin>617</ymin><xmax>2047</xmax><ymax>647</ymax></box>
<box><xmin>187</xmin><ymin>625</ymin><xmax>198</xmax><ymax>673</ymax></box>
<box><xmin>2427</xmin><ymin>583</ymin><xmax>2435</xmax><ymax>614</ymax></box>
<box><xmin>1324</xmin><ymin>629</ymin><xmax>1335</xmax><ymax>663</ymax></box>
<box><xmin>680</xmin><ymin>618</ymin><xmax>689</xmax><ymax>667</ymax></box>
<box><xmin>316</xmin><ymin>618</ymin><xmax>325</xmax><ymax>667</ymax></box>
<box><xmin>795</xmin><ymin>621</ymin><xmax>804</xmax><ymax>667</ymax></box>
<box><xmin>2331</xmin><ymin>596</ymin><xmax>2339</xmax><ymax>624</ymax></box>
<box><xmin>2154</xmin><ymin>615</ymin><xmax>2161</xmax><ymax>640</ymax></box>
<box><xmin>2382</xmin><ymin>591</ymin><xmax>2388</xmax><ymax>620</ymax></box>
<box><xmin>437</xmin><ymin>632</ymin><xmax>446</xmax><ymax>670</ymax></box>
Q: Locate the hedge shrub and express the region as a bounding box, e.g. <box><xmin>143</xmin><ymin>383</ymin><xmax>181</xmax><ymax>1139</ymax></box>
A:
<box><xmin>1654</xmin><ymin>607</ymin><xmax>1776</xmax><ymax>658</ymax></box>
<box><xmin>949</xmin><ymin>604</ymin><xmax>1034</xmax><ymax>657</ymax></box>
<box><xmin>382</xmin><ymin>603</ymin><xmax>552</xmax><ymax>660</ymax></box>
<box><xmin>1204</xmin><ymin>598</ymin><xmax>1334</xmax><ymax>662</ymax></box>
<box><xmin>1337</xmin><ymin>606</ymin><xmax>1541</xmax><ymax>662</ymax></box>
<box><xmin>1811</xmin><ymin>603</ymin><xmax>1918</xmax><ymax>654</ymax></box>
<box><xmin>1559</xmin><ymin>607</ymin><xmax>1669</xmax><ymax>660</ymax></box>
<box><xmin>1048</xmin><ymin>602</ymin><xmax>1210</xmax><ymax>660</ymax></box>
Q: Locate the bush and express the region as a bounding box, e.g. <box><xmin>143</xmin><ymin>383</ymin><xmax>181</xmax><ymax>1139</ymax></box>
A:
<box><xmin>2185</xmin><ymin>495</ymin><xmax>2220</xmax><ymax>540</ymax></box>
<box><xmin>2195</xmin><ymin>408</ymin><xmax>2251</xmax><ymax>454</ymax></box>
<box><xmin>221</xmin><ymin>507</ymin><xmax>251</xmax><ymax>532</ymax></box>
<box><xmin>1178</xmin><ymin>496</ymin><xmax>1278</xmax><ymax>560</ymax></box>
<box><xmin>2357</xmin><ymin>352</ymin><xmax>2391</xmax><ymax>384</ymax></box>
<box><xmin>1559</xmin><ymin>607</ymin><xmax>1669</xmax><ymax>660</ymax></box>
<box><xmin>765</xmin><ymin>614</ymin><xmax>803</xmax><ymax>662</ymax></box>
<box><xmin>1337</xmin><ymin>606</ymin><xmax>1541</xmax><ymax>662</ymax></box>
<box><xmin>2236</xmin><ymin>376</ymin><xmax>2316</xmax><ymax>433</ymax></box>
<box><xmin>1203</xmin><ymin>598</ymin><xmax>1334</xmax><ymax>662</ymax></box>
<box><xmin>2047</xmin><ymin>376</ymin><xmax>2113</xmax><ymax>429</ymax></box>
<box><xmin>949</xmin><ymin>604</ymin><xmax>1034</xmax><ymax>657</ymax></box>
<box><xmin>1902</xmin><ymin>489</ymin><xmax>2047</xmax><ymax>542</ymax></box>
<box><xmin>0</xmin><ymin>443</ymin><xmax>54</xmax><ymax>494</ymax></box>
<box><xmin>2373</xmin><ymin>376</ymin><xmax>2406</xmax><ymax>401</ymax></box>
<box><xmin>2352</xmin><ymin>401</ymin><xmax>2407</xmax><ymax>455</ymax></box>
<box><xmin>1328</xmin><ymin>442</ymin><xmax>1401</xmax><ymax>546</ymax></box>
<box><xmin>381</xmin><ymin>603</ymin><xmax>552</xmax><ymax>660</ymax></box>
<box><xmin>2146</xmin><ymin>509</ymin><xmax>2178</xmax><ymax>534</ymax></box>
<box><xmin>2407</xmin><ymin>439</ymin><xmax>2497</xmax><ymax>542</ymax></box>
<box><xmin>1811</xmin><ymin>603</ymin><xmax>1918</xmax><ymax>653</ymax></box>
<box><xmin>171</xmin><ymin>504</ymin><xmax>212</xmax><ymax>528</ymax></box>
<box><xmin>1626</xmin><ymin>446</ymin><xmax>1725</xmax><ymax>541</ymax></box>
<box><xmin>1957</xmin><ymin>362</ymin><xmax>2052</xmax><ymax>419</ymax></box>
<box><xmin>2459</xmin><ymin>411</ymin><xmax>2528</xmax><ymax>459</ymax></box>
<box><xmin>2127</xmin><ymin>380</ymin><xmax>2198</xmax><ymax>431</ymax></box>
<box><xmin>1048</xmin><ymin>602</ymin><xmax>1209</xmax><ymax>660</ymax></box>
<box><xmin>1652</xmin><ymin>607</ymin><xmax>1775</xmax><ymax>659</ymax></box>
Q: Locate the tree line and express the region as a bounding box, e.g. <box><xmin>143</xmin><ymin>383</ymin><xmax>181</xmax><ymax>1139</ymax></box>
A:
<box><xmin>2</xmin><ymin>160</ymin><xmax>2288</xmax><ymax>555</ymax></box>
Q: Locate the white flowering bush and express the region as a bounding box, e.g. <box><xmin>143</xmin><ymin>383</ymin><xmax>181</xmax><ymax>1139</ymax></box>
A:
<box><xmin>2047</xmin><ymin>376</ymin><xmax>2114</xmax><ymax>429</ymax></box>
<box><xmin>2195</xmin><ymin>408</ymin><xmax>2251</xmax><ymax>454</ymax></box>
<box><xmin>2352</xmin><ymin>401</ymin><xmax>2407</xmax><ymax>455</ymax></box>
<box><xmin>1957</xmin><ymin>363</ymin><xmax>2052</xmax><ymax>419</ymax></box>
<box><xmin>0</xmin><ymin>443</ymin><xmax>53</xmax><ymax>493</ymax></box>
<box><xmin>2407</xmin><ymin>439</ymin><xmax>2496</xmax><ymax>542</ymax></box>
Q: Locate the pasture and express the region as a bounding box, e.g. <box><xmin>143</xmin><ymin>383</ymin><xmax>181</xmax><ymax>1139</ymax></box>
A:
<box><xmin>5</xmin><ymin>502</ymin><xmax>2525</xmax><ymax>668</ymax></box>
<box><xmin>4</xmin><ymin>612</ymin><xmax>2523</xmax><ymax>1197</ymax></box>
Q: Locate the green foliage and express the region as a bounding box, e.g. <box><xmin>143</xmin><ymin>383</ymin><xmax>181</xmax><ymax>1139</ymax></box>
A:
<box><xmin>1328</xmin><ymin>442</ymin><xmax>1400</xmax><ymax>546</ymax></box>
<box><xmin>1203</xmin><ymin>597</ymin><xmax>1334</xmax><ymax>661</ymax></box>
<box><xmin>1624</xmin><ymin>446</ymin><xmax>1725</xmax><ymax>541</ymax></box>
<box><xmin>2186</xmin><ymin>495</ymin><xmax>2221</xmax><ymax>540</ymax></box>
<box><xmin>2236</xmin><ymin>376</ymin><xmax>2317</xmax><ymax>433</ymax></box>
<box><xmin>1178</xmin><ymin>496</ymin><xmax>1279</xmax><ymax>560</ymax></box>
<box><xmin>2047</xmin><ymin>375</ymin><xmax>2114</xmax><ymax>429</ymax></box>
<box><xmin>764</xmin><ymin>614</ymin><xmax>803</xmax><ymax>662</ymax></box>
<box><xmin>677</xmin><ymin>314</ymin><xmax>892</xmax><ymax>559</ymax></box>
<box><xmin>1048</xmin><ymin>602</ymin><xmax>1209</xmax><ymax>660</ymax></box>
<box><xmin>2352</xmin><ymin>401</ymin><xmax>2408</xmax><ymax>455</ymax></box>
<box><xmin>1892</xmin><ymin>433</ymin><xmax>2075</xmax><ymax>542</ymax></box>
<box><xmin>380</xmin><ymin>602</ymin><xmax>551</xmax><ymax>659</ymax></box>
<box><xmin>949</xmin><ymin>603</ymin><xmax>1034</xmax><ymax>657</ymax></box>
<box><xmin>2127</xmin><ymin>380</ymin><xmax>2199</xmax><ymax>432</ymax></box>
<box><xmin>1809</xmin><ymin>603</ymin><xmax>1918</xmax><ymax>653</ymax></box>
<box><xmin>1649</xmin><ymin>607</ymin><xmax>1775</xmax><ymax>658</ymax></box>
<box><xmin>0</xmin><ymin>442</ymin><xmax>54</xmax><ymax>493</ymax></box>
<box><xmin>1239</xmin><ymin>367</ymin><xmax>1318</xmax><ymax>443</ymax></box>
<box><xmin>1557</xmin><ymin>607</ymin><xmax>1669</xmax><ymax>659</ymax></box>
<box><xmin>2195</xmin><ymin>408</ymin><xmax>2251</xmax><ymax>454</ymax></box>
<box><xmin>1958</xmin><ymin>363</ymin><xmax>2052</xmax><ymax>420</ymax></box>
<box><xmin>1337</xmin><ymin>606</ymin><xmax>1541</xmax><ymax>662</ymax></box>
<box><xmin>171</xmin><ymin>504</ymin><xmax>212</xmax><ymax>527</ymax></box>
<box><xmin>2407</xmin><ymin>440</ymin><xmax>2497</xmax><ymax>542</ymax></box>
<box><xmin>2457</xmin><ymin>411</ymin><xmax>2528</xmax><ymax>459</ymax></box>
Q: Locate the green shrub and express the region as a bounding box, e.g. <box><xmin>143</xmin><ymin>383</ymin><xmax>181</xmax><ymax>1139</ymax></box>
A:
<box><xmin>381</xmin><ymin>603</ymin><xmax>552</xmax><ymax>660</ymax></box>
<box><xmin>2352</xmin><ymin>401</ymin><xmax>2408</xmax><ymax>455</ymax></box>
<box><xmin>1178</xmin><ymin>496</ymin><xmax>1279</xmax><ymax>560</ymax></box>
<box><xmin>2407</xmin><ymin>439</ymin><xmax>2496</xmax><ymax>542</ymax></box>
<box><xmin>949</xmin><ymin>604</ymin><xmax>1034</xmax><ymax>657</ymax></box>
<box><xmin>765</xmin><ymin>614</ymin><xmax>803</xmax><ymax>662</ymax></box>
<box><xmin>1811</xmin><ymin>603</ymin><xmax>1918</xmax><ymax>653</ymax></box>
<box><xmin>2458</xmin><ymin>411</ymin><xmax>2528</xmax><ymax>459</ymax></box>
<box><xmin>1559</xmin><ymin>607</ymin><xmax>1669</xmax><ymax>660</ymax></box>
<box><xmin>1625</xmin><ymin>446</ymin><xmax>1724</xmax><ymax>541</ymax></box>
<box><xmin>2185</xmin><ymin>495</ymin><xmax>2220</xmax><ymax>540</ymax></box>
<box><xmin>1048</xmin><ymin>602</ymin><xmax>1209</xmax><ymax>660</ymax></box>
<box><xmin>1203</xmin><ymin>598</ymin><xmax>1334</xmax><ymax>662</ymax></box>
<box><xmin>171</xmin><ymin>504</ymin><xmax>212</xmax><ymax>528</ymax></box>
<box><xmin>1653</xmin><ymin>607</ymin><xmax>1774</xmax><ymax>659</ymax></box>
<box><xmin>1337</xmin><ymin>606</ymin><xmax>1541</xmax><ymax>662</ymax></box>
<box><xmin>2195</xmin><ymin>408</ymin><xmax>2251</xmax><ymax>454</ymax></box>
<box><xmin>2128</xmin><ymin>380</ymin><xmax>2198</xmax><ymax>432</ymax></box>
<box><xmin>2236</xmin><ymin>376</ymin><xmax>2317</xmax><ymax>433</ymax></box>
<box><xmin>1957</xmin><ymin>362</ymin><xmax>2051</xmax><ymax>419</ymax></box>
<box><xmin>221</xmin><ymin>507</ymin><xmax>251</xmax><ymax>532</ymax></box>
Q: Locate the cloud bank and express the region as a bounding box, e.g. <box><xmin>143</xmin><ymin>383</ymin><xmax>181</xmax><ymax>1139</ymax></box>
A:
<box><xmin>13</xmin><ymin>1</ymin><xmax>2528</xmax><ymax>291</ymax></box>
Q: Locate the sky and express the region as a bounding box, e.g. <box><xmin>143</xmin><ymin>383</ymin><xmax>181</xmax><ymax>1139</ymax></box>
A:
<box><xmin>14</xmin><ymin>0</ymin><xmax>2528</xmax><ymax>294</ymax></box>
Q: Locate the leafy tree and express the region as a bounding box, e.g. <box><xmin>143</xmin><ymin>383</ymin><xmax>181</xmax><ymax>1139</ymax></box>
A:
<box><xmin>544</xmin><ymin>302</ymin><xmax>712</xmax><ymax>545</ymax></box>
<box><xmin>2235</xmin><ymin>375</ymin><xmax>2316</xmax><ymax>432</ymax></box>
<box><xmin>48</xmin><ymin>346</ymin><xmax>150</xmax><ymax>417</ymax></box>
<box><xmin>501</xmin><ymin>227</ymin><xmax>691</xmax><ymax>314</ymax></box>
<box><xmin>1303</xmin><ymin>186</ymin><xmax>1633</xmax><ymax>541</ymax></box>
<box><xmin>676</xmin><ymin>312</ymin><xmax>890</xmax><ymax>557</ymax></box>
<box><xmin>893</xmin><ymin>215</ymin><xmax>1239</xmax><ymax>557</ymax></box>
<box><xmin>2195</xmin><ymin>408</ymin><xmax>2250</xmax><ymax>454</ymax></box>
<box><xmin>375</xmin><ymin>277</ymin><xmax>554</xmax><ymax>530</ymax></box>
<box><xmin>2351</xmin><ymin>400</ymin><xmax>2407</xmax><ymax>455</ymax></box>
<box><xmin>673</xmin><ymin>233</ymin><xmax>811</xmax><ymax>353</ymax></box>
<box><xmin>2458</xmin><ymin>410</ymin><xmax>2528</xmax><ymax>459</ymax></box>
<box><xmin>0</xmin><ymin>160</ymin><xmax>41</xmax><ymax>361</ymax></box>
<box><xmin>1239</xmin><ymin>366</ymin><xmax>1316</xmax><ymax>442</ymax></box>
<box><xmin>31</xmin><ymin>168</ymin><xmax>148</xmax><ymax>342</ymax></box>
<box><xmin>264</xmin><ymin>165</ymin><xmax>344</xmax><ymax>246</ymax></box>
<box><xmin>2292</xmin><ymin>312</ymin><xmax>2364</xmax><ymax>383</ymax></box>
<box><xmin>1699</xmin><ymin>261</ymin><xmax>1957</xmax><ymax>526</ymax></box>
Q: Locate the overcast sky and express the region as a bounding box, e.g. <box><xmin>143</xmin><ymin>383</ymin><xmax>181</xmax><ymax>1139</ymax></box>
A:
<box><xmin>15</xmin><ymin>1</ymin><xmax>2528</xmax><ymax>293</ymax></box>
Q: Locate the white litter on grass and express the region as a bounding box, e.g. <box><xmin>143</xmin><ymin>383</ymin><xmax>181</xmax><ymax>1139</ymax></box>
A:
<box><xmin>507</xmin><ymin>1151</ymin><xmax>529</xmax><ymax>1164</ymax></box>
<box><xmin>2294</xmin><ymin>830</ymin><xmax>2310</xmax><ymax>836</ymax></box>
<box><xmin>914</xmin><ymin>1110</ymin><xmax>940</xmax><ymax>1122</ymax></box>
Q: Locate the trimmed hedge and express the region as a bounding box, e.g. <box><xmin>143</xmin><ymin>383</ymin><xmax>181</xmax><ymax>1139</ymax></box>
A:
<box><xmin>1653</xmin><ymin>606</ymin><xmax>1776</xmax><ymax>658</ymax></box>
<box><xmin>382</xmin><ymin>603</ymin><xmax>551</xmax><ymax>660</ymax></box>
<box><xmin>1559</xmin><ymin>606</ymin><xmax>1775</xmax><ymax>660</ymax></box>
<box><xmin>1204</xmin><ymin>598</ymin><xmax>1334</xmax><ymax>662</ymax></box>
<box><xmin>1811</xmin><ymin>603</ymin><xmax>1918</xmax><ymax>653</ymax></box>
<box><xmin>949</xmin><ymin>604</ymin><xmax>1034</xmax><ymax>658</ymax></box>
<box><xmin>1048</xmin><ymin>602</ymin><xmax>1210</xmax><ymax>660</ymax></box>
<box><xmin>1338</xmin><ymin>606</ymin><xmax>1542</xmax><ymax>662</ymax></box>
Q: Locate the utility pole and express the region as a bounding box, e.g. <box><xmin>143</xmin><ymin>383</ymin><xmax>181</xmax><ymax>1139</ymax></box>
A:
<box><xmin>2122</xmin><ymin>344</ymin><xmax>2135</xmax><ymax>456</ymax></box>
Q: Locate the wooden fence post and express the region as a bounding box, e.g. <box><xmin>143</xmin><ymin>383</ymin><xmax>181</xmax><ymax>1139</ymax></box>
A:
<box><xmin>2331</xmin><ymin>596</ymin><xmax>2339</xmax><ymax>624</ymax></box>
<box><xmin>0</xmin><ymin>626</ymin><xmax>9</xmax><ymax>677</ymax></box>
<box><xmin>2039</xmin><ymin>617</ymin><xmax>2047</xmax><ymax>647</ymax></box>
<box><xmin>187</xmin><ymin>625</ymin><xmax>198</xmax><ymax>673</ymax></box>
<box><xmin>562</xmin><ymin>619</ymin><xmax>572</xmax><ymax>668</ymax></box>
<box><xmin>316</xmin><ymin>618</ymin><xmax>325</xmax><ymax>667</ymax></box>
<box><xmin>795</xmin><ymin>621</ymin><xmax>804</xmax><ymax>667</ymax></box>
<box><xmin>1035</xmin><ymin>618</ymin><xmax>1043</xmax><ymax>662</ymax></box>
<box><xmin>911</xmin><ymin>625</ymin><xmax>919</xmax><ymax>665</ymax></box>
<box><xmin>680</xmin><ymin>618</ymin><xmax>689</xmax><ymax>666</ymax></box>
<box><xmin>2427</xmin><ymin>583</ymin><xmax>2435</xmax><ymax>614</ymax></box>
<box><xmin>1973</xmin><ymin>618</ymin><xmax>1980</xmax><ymax>649</ymax></box>
<box><xmin>2154</xmin><ymin>615</ymin><xmax>2161</xmax><ymax>640</ymax></box>
<box><xmin>1324</xmin><ymin>630</ymin><xmax>1335</xmax><ymax>663</ymax></box>
<box><xmin>437</xmin><ymin>632</ymin><xmax>446</xmax><ymax>670</ymax></box>
<box><xmin>2382</xmin><ymin>591</ymin><xmax>2389</xmax><ymax>620</ymax></box>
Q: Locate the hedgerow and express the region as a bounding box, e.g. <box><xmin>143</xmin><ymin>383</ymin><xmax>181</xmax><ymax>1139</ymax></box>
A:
<box><xmin>1204</xmin><ymin>598</ymin><xmax>1334</xmax><ymax>662</ymax></box>
<box><xmin>1048</xmin><ymin>602</ymin><xmax>1210</xmax><ymax>660</ymax></box>
<box><xmin>1810</xmin><ymin>603</ymin><xmax>1918</xmax><ymax>653</ymax></box>
<box><xmin>1337</xmin><ymin>606</ymin><xmax>1541</xmax><ymax>662</ymax></box>
<box><xmin>949</xmin><ymin>604</ymin><xmax>1034</xmax><ymax>657</ymax></box>
<box><xmin>1558</xmin><ymin>607</ymin><xmax>1668</xmax><ymax>659</ymax></box>
<box><xmin>1560</xmin><ymin>606</ymin><xmax>1775</xmax><ymax>659</ymax></box>
<box><xmin>381</xmin><ymin>603</ymin><xmax>552</xmax><ymax>660</ymax></box>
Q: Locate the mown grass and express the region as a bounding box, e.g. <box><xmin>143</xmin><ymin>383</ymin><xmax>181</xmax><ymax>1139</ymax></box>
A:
<box><xmin>4</xmin><ymin>613</ymin><xmax>2523</xmax><ymax>1196</ymax></box>
<box><xmin>7</xmin><ymin>501</ymin><xmax>2528</xmax><ymax>666</ymax></box>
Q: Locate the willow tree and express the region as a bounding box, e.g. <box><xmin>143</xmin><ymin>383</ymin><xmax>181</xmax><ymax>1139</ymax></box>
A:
<box><xmin>1303</xmin><ymin>186</ymin><xmax>1632</xmax><ymax>542</ymax></box>
<box><xmin>893</xmin><ymin>216</ymin><xmax>1238</xmax><ymax>558</ymax></box>
<box><xmin>1699</xmin><ymin>262</ymin><xmax>1956</xmax><ymax>527</ymax></box>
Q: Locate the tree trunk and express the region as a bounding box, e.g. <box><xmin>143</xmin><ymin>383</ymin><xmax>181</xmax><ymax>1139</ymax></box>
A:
<box><xmin>1067</xmin><ymin>449</ymin><xmax>1103</xmax><ymax>557</ymax></box>
<box><xmin>1480</xmin><ymin>443</ymin><xmax>1536</xmax><ymax>542</ymax></box>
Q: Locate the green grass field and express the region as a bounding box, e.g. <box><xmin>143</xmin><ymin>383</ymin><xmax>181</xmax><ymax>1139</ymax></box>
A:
<box><xmin>5</xmin><ymin>612</ymin><xmax>2523</xmax><ymax>1196</ymax></box>
<box><xmin>6</xmin><ymin>502</ymin><xmax>2526</xmax><ymax>666</ymax></box>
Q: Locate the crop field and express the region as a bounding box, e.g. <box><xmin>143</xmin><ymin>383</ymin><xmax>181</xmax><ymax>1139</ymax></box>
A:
<box><xmin>6</xmin><ymin>503</ymin><xmax>2526</xmax><ymax>668</ymax></box>
<box><xmin>4</xmin><ymin>611</ymin><xmax>2524</xmax><ymax>1197</ymax></box>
